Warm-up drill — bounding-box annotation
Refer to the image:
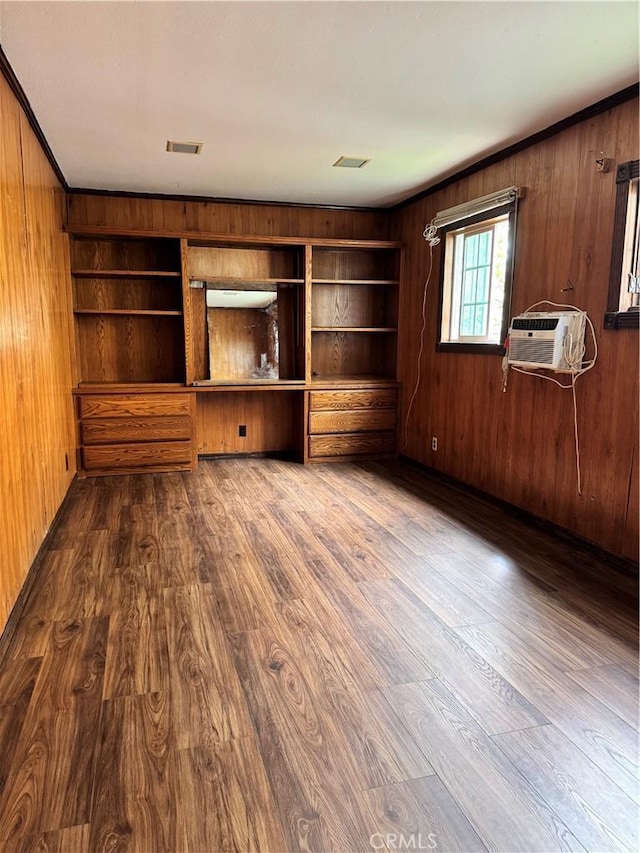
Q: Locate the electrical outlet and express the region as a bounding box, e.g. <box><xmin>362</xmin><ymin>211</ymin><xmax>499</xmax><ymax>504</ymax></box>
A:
<box><xmin>431</xmin><ymin>437</ymin><xmax>438</xmax><ymax>451</ymax></box>
<box><xmin>238</xmin><ymin>424</ymin><xmax>247</xmax><ymax>437</ymax></box>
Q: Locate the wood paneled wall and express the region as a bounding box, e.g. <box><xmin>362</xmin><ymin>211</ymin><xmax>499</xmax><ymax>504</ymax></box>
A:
<box><xmin>207</xmin><ymin>308</ymin><xmax>270</xmax><ymax>382</ymax></box>
<box><xmin>0</xmin><ymin>74</ymin><xmax>76</xmax><ymax>632</ymax></box>
<box><xmin>394</xmin><ymin>98</ymin><xmax>639</xmax><ymax>561</ymax></box>
<box><xmin>67</xmin><ymin>194</ymin><xmax>390</xmax><ymax>241</ymax></box>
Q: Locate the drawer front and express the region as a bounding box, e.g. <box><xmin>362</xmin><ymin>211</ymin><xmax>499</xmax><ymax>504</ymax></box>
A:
<box><xmin>79</xmin><ymin>393</ymin><xmax>192</xmax><ymax>419</ymax></box>
<box><xmin>309</xmin><ymin>431</ymin><xmax>396</xmax><ymax>458</ymax></box>
<box><xmin>83</xmin><ymin>441</ymin><xmax>192</xmax><ymax>471</ymax></box>
<box><xmin>309</xmin><ymin>409</ymin><xmax>396</xmax><ymax>435</ymax></box>
<box><xmin>309</xmin><ymin>389</ymin><xmax>397</xmax><ymax>411</ymax></box>
<box><xmin>82</xmin><ymin>416</ymin><xmax>192</xmax><ymax>445</ymax></box>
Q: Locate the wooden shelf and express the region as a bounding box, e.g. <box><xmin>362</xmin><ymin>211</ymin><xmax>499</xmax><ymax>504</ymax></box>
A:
<box><xmin>191</xmin><ymin>276</ymin><xmax>303</xmax><ymax>286</ymax></box>
<box><xmin>75</xmin><ymin>383</ymin><xmax>187</xmax><ymax>392</ymax></box>
<box><xmin>310</xmin><ymin>375</ymin><xmax>400</xmax><ymax>386</ymax></box>
<box><xmin>65</xmin><ymin>224</ymin><xmax>403</xmax><ymax>250</ymax></box>
<box><xmin>192</xmin><ymin>379</ymin><xmax>305</xmax><ymax>388</ymax></box>
<box><xmin>312</xmin><ymin>279</ymin><xmax>399</xmax><ymax>286</ymax></box>
<box><xmin>312</xmin><ymin>326</ymin><xmax>397</xmax><ymax>333</ymax></box>
<box><xmin>71</xmin><ymin>269</ymin><xmax>181</xmax><ymax>278</ymax></box>
<box><xmin>74</xmin><ymin>379</ymin><xmax>400</xmax><ymax>393</ymax></box>
<box><xmin>74</xmin><ymin>309</ymin><xmax>183</xmax><ymax>316</ymax></box>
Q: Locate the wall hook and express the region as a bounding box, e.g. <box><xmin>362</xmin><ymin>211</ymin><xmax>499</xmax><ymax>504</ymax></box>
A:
<box><xmin>561</xmin><ymin>280</ymin><xmax>574</xmax><ymax>293</ymax></box>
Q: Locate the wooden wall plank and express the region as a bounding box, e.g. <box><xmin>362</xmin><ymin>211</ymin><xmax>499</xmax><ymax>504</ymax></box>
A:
<box><xmin>0</xmin><ymin>74</ymin><xmax>76</xmax><ymax>632</ymax></box>
<box><xmin>394</xmin><ymin>97</ymin><xmax>639</xmax><ymax>560</ymax></box>
<box><xmin>67</xmin><ymin>195</ymin><xmax>391</xmax><ymax>242</ymax></box>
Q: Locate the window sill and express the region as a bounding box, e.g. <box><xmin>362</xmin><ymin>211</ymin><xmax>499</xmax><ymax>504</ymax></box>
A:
<box><xmin>436</xmin><ymin>342</ymin><xmax>506</xmax><ymax>355</ymax></box>
<box><xmin>603</xmin><ymin>311</ymin><xmax>640</xmax><ymax>330</ymax></box>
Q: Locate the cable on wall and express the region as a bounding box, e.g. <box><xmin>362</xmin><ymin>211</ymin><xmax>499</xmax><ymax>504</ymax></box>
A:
<box><xmin>506</xmin><ymin>299</ymin><xmax>598</xmax><ymax>495</ymax></box>
<box><xmin>400</xmin><ymin>223</ymin><xmax>440</xmax><ymax>453</ymax></box>
<box><xmin>405</xmin><ymin>191</ymin><xmax>521</xmax><ymax>454</ymax></box>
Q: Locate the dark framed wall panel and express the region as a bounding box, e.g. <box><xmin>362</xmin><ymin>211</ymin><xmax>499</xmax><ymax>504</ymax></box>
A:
<box><xmin>604</xmin><ymin>158</ymin><xmax>640</xmax><ymax>328</ymax></box>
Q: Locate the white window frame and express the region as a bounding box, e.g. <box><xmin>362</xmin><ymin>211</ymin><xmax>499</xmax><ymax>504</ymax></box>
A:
<box><xmin>619</xmin><ymin>176</ymin><xmax>639</xmax><ymax>310</ymax></box>
<box><xmin>437</xmin><ymin>200</ymin><xmax>517</xmax><ymax>353</ymax></box>
<box><xmin>443</xmin><ymin>215</ymin><xmax>509</xmax><ymax>344</ymax></box>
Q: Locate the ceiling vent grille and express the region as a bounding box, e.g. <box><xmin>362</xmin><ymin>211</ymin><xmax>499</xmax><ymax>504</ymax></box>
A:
<box><xmin>166</xmin><ymin>140</ymin><xmax>204</xmax><ymax>155</ymax></box>
<box><xmin>332</xmin><ymin>156</ymin><xmax>370</xmax><ymax>169</ymax></box>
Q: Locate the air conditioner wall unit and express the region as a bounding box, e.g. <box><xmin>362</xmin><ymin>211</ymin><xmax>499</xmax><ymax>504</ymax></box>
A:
<box><xmin>508</xmin><ymin>311</ymin><xmax>586</xmax><ymax>371</ymax></box>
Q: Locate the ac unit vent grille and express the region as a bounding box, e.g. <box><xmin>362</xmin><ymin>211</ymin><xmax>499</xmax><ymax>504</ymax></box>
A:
<box><xmin>512</xmin><ymin>318</ymin><xmax>558</xmax><ymax>331</ymax></box>
<box><xmin>510</xmin><ymin>338</ymin><xmax>555</xmax><ymax>365</ymax></box>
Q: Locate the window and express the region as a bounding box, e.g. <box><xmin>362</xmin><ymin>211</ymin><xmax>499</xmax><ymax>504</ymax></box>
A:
<box><xmin>605</xmin><ymin>159</ymin><xmax>640</xmax><ymax>329</ymax></box>
<box><xmin>436</xmin><ymin>189</ymin><xmax>518</xmax><ymax>353</ymax></box>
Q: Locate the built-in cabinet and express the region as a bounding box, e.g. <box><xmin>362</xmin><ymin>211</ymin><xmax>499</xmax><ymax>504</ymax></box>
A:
<box><xmin>78</xmin><ymin>392</ymin><xmax>196</xmax><ymax>475</ymax></box>
<box><xmin>307</xmin><ymin>388</ymin><xmax>398</xmax><ymax>461</ymax></box>
<box><xmin>68</xmin><ymin>227</ymin><xmax>402</xmax><ymax>475</ymax></box>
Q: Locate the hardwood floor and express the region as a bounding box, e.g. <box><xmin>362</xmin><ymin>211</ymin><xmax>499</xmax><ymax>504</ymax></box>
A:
<box><xmin>0</xmin><ymin>458</ymin><xmax>637</xmax><ymax>852</ymax></box>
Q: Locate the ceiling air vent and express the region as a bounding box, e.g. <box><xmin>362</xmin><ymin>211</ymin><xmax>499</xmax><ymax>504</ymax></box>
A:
<box><xmin>166</xmin><ymin>140</ymin><xmax>204</xmax><ymax>155</ymax></box>
<box><xmin>332</xmin><ymin>155</ymin><xmax>370</xmax><ymax>168</ymax></box>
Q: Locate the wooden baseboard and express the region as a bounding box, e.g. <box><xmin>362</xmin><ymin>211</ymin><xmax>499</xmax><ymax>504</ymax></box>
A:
<box><xmin>0</xmin><ymin>476</ymin><xmax>78</xmax><ymax>667</ymax></box>
<box><xmin>398</xmin><ymin>455</ymin><xmax>639</xmax><ymax>578</ymax></box>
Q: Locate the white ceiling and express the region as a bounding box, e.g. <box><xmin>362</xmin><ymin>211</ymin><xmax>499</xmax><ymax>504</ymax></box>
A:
<box><xmin>1</xmin><ymin>1</ymin><xmax>637</xmax><ymax>207</ymax></box>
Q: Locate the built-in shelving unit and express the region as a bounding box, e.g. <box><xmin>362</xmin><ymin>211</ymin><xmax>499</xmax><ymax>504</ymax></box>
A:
<box><xmin>70</xmin><ymin>236</ymin><xmax>186</xmax><ymax>384</ymax></box>
<box><xmin>310</xmin><ymin>247</ymin><xmax>400</xmax><ymax>382</ymax></box>
<box><xmin>67</xmin><ymin>226</ymin><xmax>402</xmax><ymax>472</ymax></box>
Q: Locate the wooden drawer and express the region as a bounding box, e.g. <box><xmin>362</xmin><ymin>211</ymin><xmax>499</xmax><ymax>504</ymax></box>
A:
<box><xmin>79</xmin><ymin>393</ymin><xmax>192</xmax><ymax>419</ymax></box>
<box><xmin>81</xmin><ymin>416</ymin><xmax>192</xmax><ymax>445</ymax></box>
<box><xmin>83</xmin><ymin>441</ymin><xmax>192</xmax><ymax>471</ymax></box>
<box><xmin>309</xmin><ymin>389</ymin><xmax>397</xmax><ymax>411</ymax></box>
<box><xmin>309</xmin><ymin>431</ymin><xmax>396</xmax><ymax>458</ymax></box>
<box><xmin>309</xmin><ymin>408</ymin><xmax>396</xmax><ymax>435</ymax></box>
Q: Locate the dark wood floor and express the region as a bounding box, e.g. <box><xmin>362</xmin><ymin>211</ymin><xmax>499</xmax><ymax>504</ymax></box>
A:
<box><xmin>0</xmin><ymin>459</ymin><xmax>637</xmax><ymax>853</ymax></box>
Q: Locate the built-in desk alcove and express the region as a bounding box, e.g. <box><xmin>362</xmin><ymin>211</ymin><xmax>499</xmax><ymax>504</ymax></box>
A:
<box><xmin>197</xmin><ymin>387</ymin><xmax>304</xmax><ymax>460</ymax></box>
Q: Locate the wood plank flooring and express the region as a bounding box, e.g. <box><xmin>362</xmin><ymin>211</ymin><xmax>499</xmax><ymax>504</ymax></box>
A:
<box><xmin>0</xmin><ymin>458</ymin><xmax>637</xmax><ymax>852</ymax></box>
